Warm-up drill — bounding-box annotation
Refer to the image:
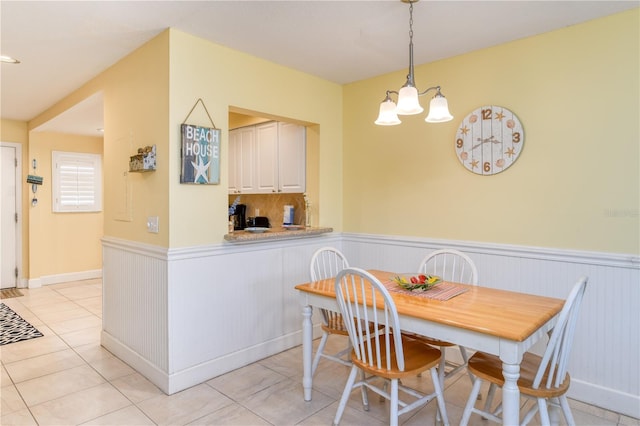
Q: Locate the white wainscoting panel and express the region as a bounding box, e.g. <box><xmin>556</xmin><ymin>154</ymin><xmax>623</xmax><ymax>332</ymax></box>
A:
<box><xmin>101</xmin><ymin>234</ymin><xmax>340</xmax><ymax>395</ymax></box>
<box><xmin>102</xmin><ymin>239</ymin><xmax>169</xmax><ymax>374</ymax></box>
<box><xmin>341</xmin><ymin>233</ymin><xmax>640</xmax><ymax>419</ymax></box>
<box><xmin>102</xmin><ymin>232</ymin><xmax>638</xmax><ymax>417</ymax></box>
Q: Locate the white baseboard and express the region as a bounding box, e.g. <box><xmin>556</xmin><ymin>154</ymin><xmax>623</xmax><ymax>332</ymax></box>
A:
<box><xmin>165</xmin><ymin>330</ymin><xmax>304</xmax><ymax>395</ymax></box>
<box><xmin>570</xmin><ymin>379</ymin><xmax>640</xmax><ymax>419</ymax></box>
<box><xmin>35</xmin><ymin>269</ymin><xmax>102</xmax><ymax>287</ymax></box>
<box><xmin>101</xmin><ymin>331</ymin><xmax>170</xmax><ymax>393</ymax></box>
<box><xmin>102</xmin><ymin>328</ymin><xmax>313</xmax><ymax>395</ymax></box>
<box><xmin>26</xmin><ymin>278</ymin><xmax>42</xmax><ymax>289</ymax></box>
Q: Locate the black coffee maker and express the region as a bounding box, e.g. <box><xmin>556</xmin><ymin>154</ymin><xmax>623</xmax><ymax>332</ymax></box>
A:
<box><xmin>233</xmin><ymin>204</ymin><xmax>246</xmax><ymax>230</ymax></box>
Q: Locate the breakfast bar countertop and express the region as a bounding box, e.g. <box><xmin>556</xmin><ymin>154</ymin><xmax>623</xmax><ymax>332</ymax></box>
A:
<box><xmin>224</xmin><ymin>226</ymin><xmax>333</xmax><ymax>243</ymax></box>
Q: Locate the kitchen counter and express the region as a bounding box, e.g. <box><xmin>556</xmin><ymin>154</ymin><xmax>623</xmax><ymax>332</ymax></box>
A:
<box><xmin>224</xmin><ymin>226</ymin><xmax>333</xmax><ymax>243</ymax></box>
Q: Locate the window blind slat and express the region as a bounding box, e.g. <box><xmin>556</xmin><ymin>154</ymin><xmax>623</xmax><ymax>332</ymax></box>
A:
<box><xmin>53</xmin><ymin>152</ymin><xmax>102</xmax><ymax>212</ymax></box>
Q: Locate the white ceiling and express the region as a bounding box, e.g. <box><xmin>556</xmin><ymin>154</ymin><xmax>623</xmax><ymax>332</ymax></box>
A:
<box><xmin>1</xmin><ymin>1</ymin><xmax>637</xmax><ymax>136</ymax></box>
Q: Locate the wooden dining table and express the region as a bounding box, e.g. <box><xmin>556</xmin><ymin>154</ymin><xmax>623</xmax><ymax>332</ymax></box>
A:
<box><xmin>295</xmin><ymin>269</ymin><xmax>565</xmax><ymax>425</ymax></box>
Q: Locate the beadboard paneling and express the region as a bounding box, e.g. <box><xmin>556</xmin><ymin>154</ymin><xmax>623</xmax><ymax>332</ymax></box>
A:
<box><xmin>101</xmin><ymin>233</ymin><xmax>638</xmax><ymax>417</ymax></box>
<box><xmin>101</xmin><ymin>235</ymin><xmax>340</xmax><ymax>394</ymax></box>
<box><xmin>102</xmin><ymin>240</ymin><xmax>169</xmax><ymax>372</ymax></box>
<box><xmin>342</xmin><ymin>232</ymin><xmax>640</xmax><ymax>418</ymax></box>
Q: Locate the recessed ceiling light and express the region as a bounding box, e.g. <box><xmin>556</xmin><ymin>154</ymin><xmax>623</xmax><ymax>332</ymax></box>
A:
<box><xmin>0</xmin><ymin>55</ymin><xmax>20</xmax><ymax>64</ymax></box>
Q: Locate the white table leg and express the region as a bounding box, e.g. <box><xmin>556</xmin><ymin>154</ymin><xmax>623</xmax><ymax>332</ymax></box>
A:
<box><xmin>302</xmin><ymin>304</ymin><xmax>313</xmax><ymax>401</ymax></box>
<box><xmin>501</xmin><ymin>362</ymin><xmax>521</xmax><ymax>425</ymax></box>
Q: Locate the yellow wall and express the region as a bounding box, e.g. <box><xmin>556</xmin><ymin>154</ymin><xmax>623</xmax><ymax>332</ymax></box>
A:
<box><xmin>343</xmin><ymin>9</ymin><xmax>639</xmax><ymax>254</ymax></box>
<box><xmin>27</xmin><ymin>132</ymin><xmax>104</xmax><ymax>278</ymax></box>
<box><xmin>19</xmin><ymin>9</ymin><xmax>639</xmax><ymax>261</ymax></box>
<box><xmin>0</xmin><ymin>119</ymin><xmax>28</xmax><ymax>143</ymax></box>
<box><xmin>30</xmin><ymin>32</ymin><xmax>172</xmax><ymax>247</ymax></box>
<box><xmin>167</xmin><ymin>30</ymin><xmax>342</xmax><ymax>247</ymax></box>
<box><xmin>1</xmin><ymin>119</ymin><xmax>30</xmax><ymax>276</ymax></box>
<box><xmin>27</xmin><ymin>29</ymin><xmax>342</xmax><ymax>249</ymax></box>
<box><xmin>228</xmin><ymin>112</ymin><xmax>269</xmax><ymax>129</ymax></box>
<box><xmin>100</xmin><ymin>32</ymin><xmax>171</xmax><ymax>246</ymax></box>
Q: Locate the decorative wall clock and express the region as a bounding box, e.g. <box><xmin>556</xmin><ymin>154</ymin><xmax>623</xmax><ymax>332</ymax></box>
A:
<box><xmin>455</xmin><ymin>105</ymin><xmax>524</xmax><ymax>175</ymax></box>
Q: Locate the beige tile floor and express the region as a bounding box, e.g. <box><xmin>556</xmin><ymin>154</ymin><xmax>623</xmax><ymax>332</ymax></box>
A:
<box><xmin>1</xmin><ymin>279</ymin><xmax>638</xmax><ymax>425</ymax></box>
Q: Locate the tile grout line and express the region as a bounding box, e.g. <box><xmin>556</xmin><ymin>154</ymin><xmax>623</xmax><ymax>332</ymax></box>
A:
<box><xmin>48</xmin><ymin>284</ymin><xmax>159</xmax><ymax>425</ymax></box>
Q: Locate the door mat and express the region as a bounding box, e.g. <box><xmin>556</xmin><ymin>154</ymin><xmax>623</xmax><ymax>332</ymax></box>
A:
<box><xmin>0</xmin><ymin>288</ymin><xmax>24</xmax><ymax>299</ymax></box>
<box><xmin>0</xmin><ymin>303</ymin><xmax>43</xmax><ymax>346</ymax></box>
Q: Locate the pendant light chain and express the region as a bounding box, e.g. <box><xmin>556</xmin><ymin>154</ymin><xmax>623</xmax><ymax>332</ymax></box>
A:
<box><xmin>409</xmin><ymin>2</ymin><xmax>414</xmax><ymax>45</ymax></box>
<box><xmin>406</xmin><ymin>1</ymin><xmax>416</xmax><ymax>87</ymax></box>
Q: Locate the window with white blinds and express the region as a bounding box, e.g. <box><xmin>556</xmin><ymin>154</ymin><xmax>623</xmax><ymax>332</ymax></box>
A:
<box><xmin>52</xmin><ymin>151</ymin><xmax>102</xmax><ymax>213</ymax></box>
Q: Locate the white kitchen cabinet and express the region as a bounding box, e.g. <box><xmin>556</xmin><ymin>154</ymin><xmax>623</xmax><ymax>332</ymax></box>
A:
<box><xmin>255</xmin><ymin>122</ymin><xmax>279</xmax><ymax>193</ymax></box>
<box><xmin>228</xmin><ymin>126</ymin><xmax>256</xmax><ymax>194</ymax></box>
<box><xmin>229</xmin><ymin>121</ymin><xmax>305</xmax><ymax>194</ymax></box>
<box><xmin>228</xmin><ymin>130</ymin><xmax>239</xmax><ymax>193</ymax></box>
<box><xmin>277</xmin><ymin>122</ymin><xmax>306</xmax><ymax>193</ymax></box>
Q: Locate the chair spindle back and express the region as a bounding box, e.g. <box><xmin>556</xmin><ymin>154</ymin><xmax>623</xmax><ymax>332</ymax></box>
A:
<box><xmin>533</xmin><ymin>276</ymin><xmax>588</xmax><ymax>390</ymax></box>
<box><xmin>310</xmin><ymin>247</ymin><xmax>349</xmax><ymax>282</ymax></box>
<box><xmin>335</xmin><ymin>267</ymin><xmax>405</xmax><ymax>372</ymax></box>
<box><xmin>310</xmin><ymin>247</ymin><xmax>350</xmax><ymax>325</ymax></box>
<box><xmin>419</xmin><ymin>249</ymin><xmax>478</xmax><ymax>285</ymax></box>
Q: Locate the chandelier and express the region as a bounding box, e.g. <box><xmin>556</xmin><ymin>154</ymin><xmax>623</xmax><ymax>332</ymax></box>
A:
<box><xmin>375</xmin><ymin>0</ymin><xmax>453</xmax><ymax>126</ymax></box>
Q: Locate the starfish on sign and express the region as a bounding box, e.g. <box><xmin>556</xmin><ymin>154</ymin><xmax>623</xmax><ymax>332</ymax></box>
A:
<box><xmin>470</xmin><ymin>159</ymin><xmax>479</xmax><ymax>169</ymax></box>
<box><xmin>460</xmin><ymin>125</ymin><xmax>470</xmax><ymax>135</ymax></box>
<box><xmin>495</xmin><ymin>111</ymin><xmax>506</xmax><ymax>121</ymax></box>
<box><xmin>191</xmin><ymin>157</ymin><xmax>211</xmax><ymax>183</ymax></box>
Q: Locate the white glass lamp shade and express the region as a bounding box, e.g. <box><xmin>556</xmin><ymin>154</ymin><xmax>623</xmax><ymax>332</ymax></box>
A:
<box><xmin>375</xmin><ymin>99</ymin><xmax>401</xmax><ymax>126</ymax></box>
<box><xmin>425</xmin><ymin>95</ymin><xmax>453</xmax><ymax>123</ymax></box>
<box><xmin>396</xmin><ymin>86</ymin><xmax>423</xmax><ymax>115</ymax></box>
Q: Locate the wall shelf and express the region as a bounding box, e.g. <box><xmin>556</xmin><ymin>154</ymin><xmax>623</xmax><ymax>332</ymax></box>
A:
<box><xmin>129</xmin><ymin>145</ymin><xmax>156</xmax><ymax>172</ymax></box>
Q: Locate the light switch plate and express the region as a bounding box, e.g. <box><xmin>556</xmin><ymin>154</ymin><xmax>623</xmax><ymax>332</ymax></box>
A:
<box><xmin>147</xmin><ymin>216</ymin><xmax>159</xmax><ymax>233</ymax></box>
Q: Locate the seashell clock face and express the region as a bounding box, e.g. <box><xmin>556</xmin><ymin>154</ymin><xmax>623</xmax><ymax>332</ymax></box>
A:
<box><xmin>455</xmin><ymin>106</ymin><xmax>524</xmax><ymax>175</ymax></box>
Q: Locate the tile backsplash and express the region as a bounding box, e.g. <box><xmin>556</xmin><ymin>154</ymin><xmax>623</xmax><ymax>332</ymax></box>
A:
<box><xmin>228</xmin><ymin>193</ymin><xmax>306</xmax><ymax>227</ymax></box>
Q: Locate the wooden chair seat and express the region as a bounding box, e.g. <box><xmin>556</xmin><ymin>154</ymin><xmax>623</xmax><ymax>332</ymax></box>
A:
<box><xmin>321</xmin><ymin>311</ymin><xmax>349</xmax><ymax>335</ymax></box>
<box><xmin>354</xmin><ymin>336</ymin><xmax>442</xmax><ymax>379</ymax></box>
<box><xmin>468</xmin><ymin>351</ymin><xmax>571</xmax><ymax>399</ymax></box>
<box><xmin>322</xmin><ymin>312</ymin><xmax>381</xmax><ymax>336</ymax></box>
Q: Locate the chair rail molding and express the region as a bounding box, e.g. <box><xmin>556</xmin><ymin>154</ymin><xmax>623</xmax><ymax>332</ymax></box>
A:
<box><xmin>341</xmin><ymin>232</ymin><xmax>639</xmax><ymax>270</ymax></box>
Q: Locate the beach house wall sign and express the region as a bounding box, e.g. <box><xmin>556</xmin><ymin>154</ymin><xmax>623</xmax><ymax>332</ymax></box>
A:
<box><xmin>180</xmin><ymin>98</ymin><xmax>221</xmax><ymax>185</ymax></box>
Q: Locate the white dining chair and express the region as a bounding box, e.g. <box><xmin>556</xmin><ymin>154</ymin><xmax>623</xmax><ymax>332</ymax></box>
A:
<box><xmin>332</xmin><ymin>267</ymin><xmax>449</xmax><ymax>426</ymax></box>
<box><xmin>308</xmin><ymin>247</ymin><xmax>352</xmax><ymax>375</ymax></box>
<box><xmin>410</xmin><ymin>249</ymin><xmax>479</xmax><ymax>387</ymax></box>
<box><xmin>460</xmin><ymin>276</ymin><xmax>588</xmax><ymax>426</ymax></box>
